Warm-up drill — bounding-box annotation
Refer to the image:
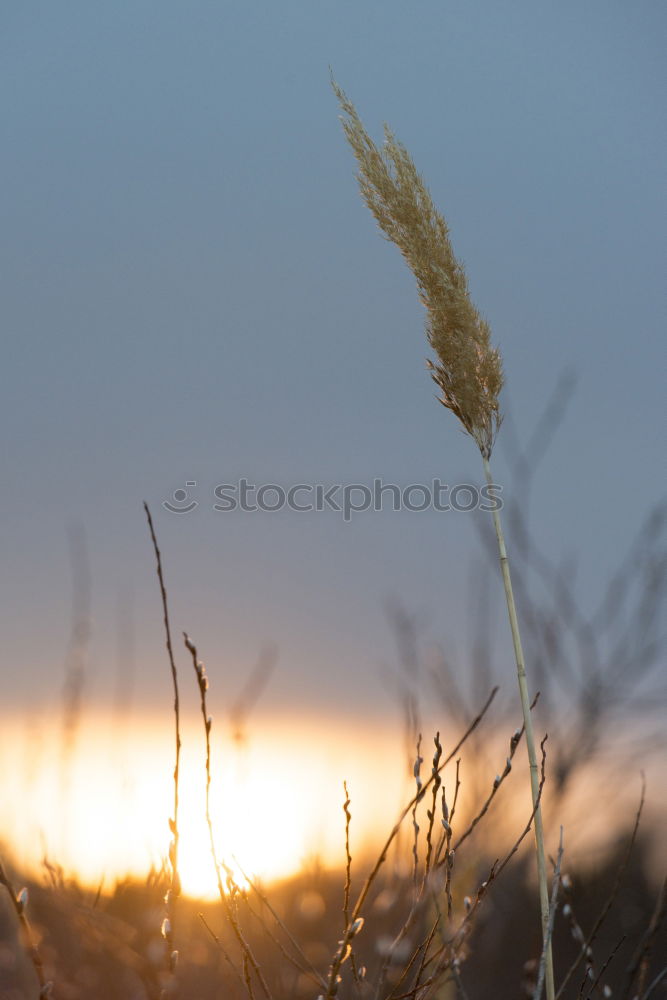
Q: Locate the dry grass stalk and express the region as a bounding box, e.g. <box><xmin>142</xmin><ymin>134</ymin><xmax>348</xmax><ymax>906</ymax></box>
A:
<box><xmin>234</xmin><ymin>861</ymin><xmax>327</xmax><ymax>992</ymax></box>
<box><xmin>182</xmin><ymin>632</ymin><xmax>272</xmax><ymax>1000</ymax></box>
<box><xmin>333</xmin><ymin>80</ymin><xmax>555</xmax><ymax>999</ymax></box>
<box><xmin>341</xmin><ymin>781</ymin><xmax>363</xmax><ymax>989</ymax></box>
<box><xmin>480</xmin><ymin>455</ymin><xmax>554</xmax><ymax>999</ymax></box>
<box><xmin>143</xmin><ymin>502</ymin><xmax>182</xmax><ymax>996</ymax></box>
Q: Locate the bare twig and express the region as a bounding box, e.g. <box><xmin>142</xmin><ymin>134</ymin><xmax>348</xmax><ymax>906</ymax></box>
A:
<box><xmin>582</xmin><ymin>934</ymin><xmax>626</xmax><ymax>1000</ymax></box>
<box><xmin>341</xmin><ymin>781</ymin><xmax>362</xmax><ymax>987</ymax></box>
<box><xmin>198</xmin><ymin>913</ymin><xmax>246</xmax><ymax>991</ymax></box>
<box><xmin>424</xmin><ymin>733</ymin><xmax>443</xmax><ymax>877</ymax></box>
<box><xmin>534</xmin><ymin>828</ymin><xmax>564</xmax><ymax>1000</ymax></box>
<box><xmin>351</xmin><ymin>687</ymin><xmax>498</xmax><ymax>926</ymax></box>
<box><xmin>183</xmin><ymin>632</ymin><xmax>272</xmax><ymax>1000</ymax></box>
<box><xmin>0</xmin><ymin>860</ymin><xmax>53</xmax><ymax>997</ymax></box>
<box><xmin>623</xmin><ymin>874</ymin><xmax>667</xmax><ymax>1000</ymax></box>
<box><xmin>642</xmin><ymin>966</ymin><xmax>667</xmax><ymax>1000</ymax></box>
<box><xmin>419</xmin><ymin>737</ymin><xmax>549</xmax><ymax>994</ymax></box>
<box><xmin>230</xmin><ymin>643</ymin><xmax>278</xmax><ymax>744</ymax></box>
<box><xmin>556</xmin><ymin>779</ymin><xmax>646</xmax><ymax>999</ymax></box>
<box><xmin>234</xmin><ymin>859</ymin><xmax>327</xmax><ymax>990</ymax></box>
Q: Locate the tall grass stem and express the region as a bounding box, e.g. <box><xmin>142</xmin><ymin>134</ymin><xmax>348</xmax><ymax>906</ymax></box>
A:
<box><xmin>482</xmin><ymin>457</ymin><xmax>555</xmax><ymax>1000</ymax></box>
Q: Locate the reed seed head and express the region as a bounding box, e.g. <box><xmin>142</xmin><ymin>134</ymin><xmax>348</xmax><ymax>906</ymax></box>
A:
<box><xmin>333</xmin><ymin>79</ymin><xmax>504</xmax><ymax>458</ymax></box>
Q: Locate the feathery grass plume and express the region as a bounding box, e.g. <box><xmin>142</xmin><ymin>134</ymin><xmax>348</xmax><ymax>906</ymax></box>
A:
<box><xmin>333</xmin><ymin>79</ymin><xmax>555</xmax><ymax>1000</ymax></box>
<box><xmin>331</xmin><ymin>78</ymin><xmax>503</xmax><ymax>460</ymax></box>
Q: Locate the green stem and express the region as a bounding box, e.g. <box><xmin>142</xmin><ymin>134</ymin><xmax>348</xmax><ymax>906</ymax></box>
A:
<box><xmin>483</xmin><ymin>456</ymin><xmax>555</xmax><ymax>1000</ymax></box>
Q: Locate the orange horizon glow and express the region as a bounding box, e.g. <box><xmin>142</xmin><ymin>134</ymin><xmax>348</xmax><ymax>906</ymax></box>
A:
<box><xmin>1</xmin><ymin>708</ymin><xmax>664</xmax><ymax>899</ymax></box>
<box><xmin>0</xmin><ymin>709</ymin><xmax>412</xmax><ymax>899</ymax></box>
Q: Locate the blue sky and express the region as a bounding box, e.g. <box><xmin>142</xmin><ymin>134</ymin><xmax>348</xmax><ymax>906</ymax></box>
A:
<box><xmin>1</xmin><ymin>1</ymin><xmax>665</xmax><ymax>722</ymax></box>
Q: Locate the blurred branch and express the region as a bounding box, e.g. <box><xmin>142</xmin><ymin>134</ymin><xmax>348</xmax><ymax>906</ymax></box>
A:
<box><xmin>229</xmin><ymin>642</ymin><xmax>278</xmax><ymax>746</ymax></box>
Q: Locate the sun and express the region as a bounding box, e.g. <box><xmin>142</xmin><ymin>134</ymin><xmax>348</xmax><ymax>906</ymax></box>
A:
<box><xmin>0</xmin><ymin>710</ymin><xmax>406</xmax><ymax>898</ymax></box>
<box><xmin>175</xmin><ymin>748</ymin><xmax>317</xmax><ymax>899</ymax></box>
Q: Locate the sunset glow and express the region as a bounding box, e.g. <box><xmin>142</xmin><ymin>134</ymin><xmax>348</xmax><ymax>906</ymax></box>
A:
<box><xmin>0</xmin><ymin>710</ymin><xmax>409</xmax><ymax>898</ymax></box>
<box><xmin>2</xmin><ymin>707</ymin><xmax>663</xmax><ymax>905</ymax></box>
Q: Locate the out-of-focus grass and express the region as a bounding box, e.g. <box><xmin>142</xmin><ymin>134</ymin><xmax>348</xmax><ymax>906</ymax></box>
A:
<box><xmin>1</xmin><ymin>816</ymin><xmax>664</xmax><ymax>999</ymax></box>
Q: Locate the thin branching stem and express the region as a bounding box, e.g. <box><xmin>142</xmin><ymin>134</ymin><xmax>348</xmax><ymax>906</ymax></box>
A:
<box><xmin>556</xmin><ymin>780</ymin><xmax>646</xmax><ymax>999</ymax></box>
<box><xmin>183</xmin><ymin>633</ymin><xmax>272</xmax><ymax>1000</ymax></box>
<box><xmin>234</xmin><ymin>859</ymin><xmax>327</xmax><ymax>990</ymax></box>
<box><xmin>198</xmin><ymin>913</ymin><xmax>247</xmax><ymax>991</ymax></box>
<box><xmin>341</xmin><ymin>782</ymin><xmax>362</xmax><ymax>987</ymax></box>
<box><xmin>351</xmin><ymin>687</ymin><xmax>497</xmax><ymax>926</ymax></box>
<box><xmin>0</xmin><ymin>860</ymin><xmax>52</xmax><ymax>997</ymax></box>
<box><xmin>582</xmin><ymin>935</ymin><xmax>626</xmax><ymax>1000</ymax></box>
<box><xmin>534</xmin><ymin>829</ymin><xmax>564</xmax><ymax>1000</ymax></box>
<box><xmin>623</xmin><ymin>869</ymin><xmax>667</xmax><ymax>1000</ymax></box>
<box><xmin>143</xmin><ymin>502</ymin><xmax>182</xmax><ymax>997</ymax></box>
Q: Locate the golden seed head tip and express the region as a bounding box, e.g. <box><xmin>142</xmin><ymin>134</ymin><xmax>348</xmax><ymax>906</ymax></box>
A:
<box><xmin>333</xmin><ymin>80</ymin><xmax>504</xmax><ymax>458</ymax></box>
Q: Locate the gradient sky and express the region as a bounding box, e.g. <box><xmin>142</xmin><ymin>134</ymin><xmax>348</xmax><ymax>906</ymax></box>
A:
<box><xmin>1</xmin><ymin>1</ymin><xmax>665</xmax><ymax>726</ymax></box>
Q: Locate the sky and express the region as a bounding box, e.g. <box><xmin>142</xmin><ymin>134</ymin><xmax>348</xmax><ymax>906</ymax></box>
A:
<box><xmin>1</xmin><ymin>0</ymin><xmax>665</xmax><ymax>733</ymax></box>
